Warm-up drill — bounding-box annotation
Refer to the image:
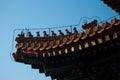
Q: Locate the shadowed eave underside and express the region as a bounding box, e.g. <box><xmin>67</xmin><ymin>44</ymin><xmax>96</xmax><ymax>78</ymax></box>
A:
<box><xmin>102</xmin><ymin>0</ymin><xmax>120</xmax><ymax>14</ymax></box>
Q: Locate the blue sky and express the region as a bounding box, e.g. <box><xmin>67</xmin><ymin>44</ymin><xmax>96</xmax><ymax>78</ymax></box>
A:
<box><xmin>0</xmin><ymin>0</ymin><xmax>118</xmax><ymax>80</ymax></box>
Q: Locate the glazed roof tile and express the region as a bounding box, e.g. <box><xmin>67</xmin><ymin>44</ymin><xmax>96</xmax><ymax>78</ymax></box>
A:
<box><xmin>14</xmin><ymin>18</ymin><xmax>120</xmax><ymax>58</ymax></box>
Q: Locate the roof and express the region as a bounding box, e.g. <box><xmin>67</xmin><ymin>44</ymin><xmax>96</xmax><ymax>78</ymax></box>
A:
<box><xmin>12</xmin><ymin>18</ymin><xmax>120</xmax><ymax>79</ymax></box>
<box><xmin>13</xmin><ymin>18</ymin><xmax>120</xmax><ymax>60</ymax></box>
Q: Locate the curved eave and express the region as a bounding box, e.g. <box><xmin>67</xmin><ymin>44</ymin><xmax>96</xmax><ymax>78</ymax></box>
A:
<box><xmin>12</xmin><ymin>22</ymin><xmax>120</xmax><ymax>78</ymax></box>
<box><xmin>13</xmin><ymin>34</ymin><xmax>120</xmax><ymax>78</ymax></box>
<box><xmin>12</xmin><ymin>52</ymin><xmax>24</xmax><ymax>63</ymax></box>
<box><xmin>13</xmin><ymin>19</ymin><xmax>120</xmax><ymax>63</ymax></box>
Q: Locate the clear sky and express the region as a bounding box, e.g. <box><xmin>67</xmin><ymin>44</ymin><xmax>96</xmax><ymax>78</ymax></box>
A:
<box><xmin>0</xmin><ymin>0</ymin><xmax>118</xmax><ymax>80</ymax></box>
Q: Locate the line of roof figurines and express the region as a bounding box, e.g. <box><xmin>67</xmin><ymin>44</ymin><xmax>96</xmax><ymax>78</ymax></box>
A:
<box><xmin>17</xmin><ymin>18</ymin><xmax>120</xmax><ymax>39</ymax></box>
<box><xmin>15</xmin><ymin>18</ymin><xmax>120</xmax><ymax>54</ymax></box>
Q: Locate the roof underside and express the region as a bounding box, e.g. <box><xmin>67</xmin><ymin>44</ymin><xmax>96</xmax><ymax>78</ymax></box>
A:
<box><xmin>102</xmin><ymin>0</ymin><xmax>120</xmax><ymax>14</ymax></box>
